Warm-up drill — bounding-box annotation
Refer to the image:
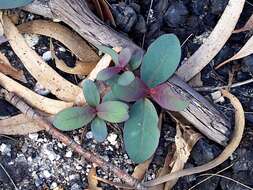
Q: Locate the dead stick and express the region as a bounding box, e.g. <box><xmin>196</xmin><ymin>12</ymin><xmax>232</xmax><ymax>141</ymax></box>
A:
<box><xmin>0</xmin><ymin>89</ymin><xmax>146</xmax><ymax>190</ymax></box>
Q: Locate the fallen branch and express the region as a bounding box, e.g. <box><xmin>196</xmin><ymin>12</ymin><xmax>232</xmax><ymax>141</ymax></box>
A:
<box><xmin>142</xmin><ymin>89</ymin><xmax>245</xmax><ymax>187</ymax></box>
<box><xmin>22</xmin><ymin>0</ymin><xmax>231</xmax><ymax>145</ymax></box>
<box><xmin>0</xmin><ymin>89</ymin><xmax>146</xmax><ymax>190</ymax></box>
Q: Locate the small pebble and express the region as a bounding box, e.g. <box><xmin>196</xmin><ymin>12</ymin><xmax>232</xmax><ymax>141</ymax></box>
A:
<box><xmin>43</xmin><ymin>170</ymin><xmax>52</xmax><ymax>178</ymax></box>
<box><xmin>86</xmin><ymin>131</ymin><xmax>93</xmax><ymax>139</ymax></box>
<box><xmin>107</xmin><ymin>133</ymin><xmax>118</xmax><ymax>145</ymax></box>
<box><xmin>50</xmin><ymin>182</ymin><xmax>58</xmax><ymax>189</ymax></box>
<box><xmin>23</xmin><ymin>33</ymin><xmax>39</xmax><ymax>47</ymax></box>
<box><xmin>0</xmin><ymin>143</ymin><xmax>11</xmax><ymax>156</ymax></box>
<box><xmin>42</xmin><ymin>51</ymin><xmax>52</xmax><ymax>61</ymax></box>
<box><xmin>65</xmin><ymin>150</ymin><xmax>73</xmax><ymax>158</ymax></box>
<box><xmin>29</xmin><ymin>133</ymin><xmax>39</xmax><ymax>141</ymax></box>
<box><xmin>34</xmin><ymin>82</ymin><xmax>51</xmax><ymax>96</ymax></box>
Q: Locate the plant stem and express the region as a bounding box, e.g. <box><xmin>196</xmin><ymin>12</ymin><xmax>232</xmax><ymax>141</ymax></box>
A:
<box><xmin>0</xmin><ymin>89</ymin><xmax>146</xmax><ymax>190</ymax></box>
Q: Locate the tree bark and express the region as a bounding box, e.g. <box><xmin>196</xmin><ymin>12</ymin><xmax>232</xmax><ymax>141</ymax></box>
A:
<box><xmin>23</xmin><ymin>0</ymin><xmax>230</xmax><ymax>145</ymax></box>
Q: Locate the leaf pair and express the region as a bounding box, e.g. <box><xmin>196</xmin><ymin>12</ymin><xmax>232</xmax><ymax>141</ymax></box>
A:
<box><xmin>53</xmin><ymin>79</ymin><xmax>129</xmax><ymax>142</ymax></box>
<box><xmin>97</xmin><ymin>46</ymin><xmax>143</xmax><ymax>86</ymax></box>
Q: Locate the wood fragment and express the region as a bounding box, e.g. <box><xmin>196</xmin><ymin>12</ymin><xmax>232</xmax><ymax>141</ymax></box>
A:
<box><xmin>234</xmin><ymin>14</ymin><xmax>253</xmax><ymax>33</ymax></box>
<box><xmin>2</xmin><ymin>15</ymin><xmax>83</xmax><ymax>102</ymax></box>
<box><xmin>176</xmin><ymin>0</ymin><xmax>245</xmax><ymax>81</ymax></box>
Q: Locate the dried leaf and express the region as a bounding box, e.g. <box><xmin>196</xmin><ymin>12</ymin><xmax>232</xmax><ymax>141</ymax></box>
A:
<box><xmin>234</xmin><ymin>14</ymin><xmax>253</xmax><ymax>33</ymax></box>
<box><xmin>91</xmin><ymin>0</ymin><xmax>104</xmax><ymax>22</ymax></box>
<box><xmin>17</xmin><ymin>19</ymin><xmax>99</xmax><ymax>62</ymax></box>
<box><xmin>88</xmin><ymin>167</ymin><xmax>103</xmax><ymax>190</ymax></box>
<box><xmin>215</xmin><ymin>34</ymin><xmax>253</xmax><ymax>69</ymax></box>
<box><xmin>176</xmin><ymin>0</ymin><xmax>245</xmax><ymax>81</ymax></box>
<box><xmin>164</xmin><ymin>125</ymin><xmax>202</xmax><ymax>190</ymax></box>
<box><xmin>0</xmin><ymin>52</ymin><xmax>27</xmax><ymax>83</ymax></box>
<box><xmin>2</xmin><ymin>15</ymin><xmax>83</xmax><ymax>102</ymax></box>
<box><xmin>0</xmin><ymin>72</ymin><xmax>73</xmax><ymax>114</ymax></box>
<box><xmin>0</xmin><ymin>114</ymin><xmax>43</xmax><ymax>135</ymax></box>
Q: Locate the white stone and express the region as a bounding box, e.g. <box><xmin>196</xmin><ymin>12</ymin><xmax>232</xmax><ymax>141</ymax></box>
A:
<box><xmin>86</xmin><ymin>131</ymin><xmax>93</xmax><ymax>139</ymax></box>
<box><xmin>65</xmin><ymin>150</ymin><xmax>73</xmax><ymax>158</ymax></box>
<box><xmin>43</xmin><ymin>170</ymin><xmax>51</xmax><ymax>178</ymax></box>
<box><xmin>58</xmin><ymin>47</ymin><xmax>66</xmax><ymax>52</ymax></box>
<box><xmin>50</xmin><ymin>182</ymin><xmax>58</xmax><ymax>189</ymax></box>
<box><xmin>29</xmin><ymin>133</ymin><xmax>39</xmax><ymax>140</ymax></box>
<box><xmin>75</xmin><ymin>165</ymin><xmax>82</xmax><ymax>170</ymax></box>
<box><xmin>0</xmin><ymin>143</ymin><xmax>11</xmax><ymax>156</ymax></box>
<box><xmin>23</xmin><ymin>33</ymin><xmax>39</xmax><ymax>47</ymax></box>
<box><xmin>34</xmin><ymin>82</ymin><xmax>50</xmax><ymax>96</ymax></box>
<box><xmin>107</xmin><ymin>133</ymin><xmax>118</xmax><ymax>145</ymax></box>
<box><xmin>42</xmin><ymin>51</ymin><xmax>52</xmax><ymax>61</ymax></box>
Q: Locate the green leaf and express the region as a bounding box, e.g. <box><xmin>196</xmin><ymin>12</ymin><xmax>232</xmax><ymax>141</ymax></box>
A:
<box><xmin>91</xmin><ymin>117</ymin><xmax>108</xmax><ymax>142</ymax></box>
<box><xmin>129</xmin><ymin>50</ymin><xmax>143</xmax><ymax>70</ymax></box>
<box><xmin>118</xmin><ymin>47</ymin><xmax>132</xmax><ymax>67</ymax></box>
<box><xmin>96</xmin><ymin>67</ymin><xmax>122</xmax><ymax>81</ymax></box>
<box><xmin>150</xmin><ymin>83</ymin><xmax>189</xmax><ymax>111</ymax></box>
<box><xmin>102</xmin><ymin>90</ymin><xmax>118</xmax><ymax>102</ymax></box>
<box><xmin>124</xmin><ymin>98</ymin><xmax>160</xmax><ymax>163</ymax></box>
<box><xmin>141</xmin><ymin>34</ymin><xmax>181</xmax><ymax>88</ymax></box>
<box><xmin>112</xmin><ymin>77</ymin><xmax>148</xmax><ymax>102</ymax></box>
<box><xmin>97</xmin><ymin>45</ymin><xmax>119</xmax><ymax>65</ymax></box>
<box><xmin>82</xmin><ymin>79</ymin><xmax>100</xmax><ymax>107</ymax></box>
<box><xmin>117</xmin><ymin>71</ymin><xmax>135</xmax><ymax>86</ymax></box>
<box><xmin>53</xmin><ymin>106</ymin><xmax>96</xmax><ymax>131</ymax></box>
<box><xmin>97</xmin><ymin>101</ymin><xmax>129</xmax><ymax>123</ymax></box>
<box><xmin>0</xmin><ymin>0</ymin><xmax>33</xmax><ymax>9</ymax></box>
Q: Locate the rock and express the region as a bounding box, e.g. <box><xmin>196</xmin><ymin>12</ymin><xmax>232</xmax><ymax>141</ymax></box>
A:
<box><xmin>42</xmin><ymin>51</ymin><xmax>52</xmax><ymax>61</ymax></box>
<box><xmin>112</xmin><ymin>3</ymin><xmax>137</xmax><ymax>33</ymax></box>
<box><xmin>23</xmin><ymin>33</ymin><xmax>39</xmax><ymax>48</ymax></box>
<box><xmin>233</xmin><ymin>149</ymin><xmax>253</xmax><ymax>172</ymax></box>
<box><xmin>50</xmin><ymin>182</ymin><xmax>58</xmax><ymax>189</ymax></box>
<box><xmin>0</xmin><ymin>143</ymin><xmax>11</xmax><ymax>156</ymax></box>
<box><xmin>107</xmin><ymin>133</ymin><xmax>118</xmax><ymax>145</ymax></box>
<box><xmin>191</xmin><ymin>0</ymin><xmax>209</xmax><ymax>15</ymax></box>
<box><xmin>195</xmin><ymin>176</ymin><xmax>220</xmax><ymax>190</ymax></box>
<box><xmin>164</xmin><ymin>1</ymin><xmax>188</xmax><ymax>27</ymax></box>
<box><xmin>241</xmin><ymin>55</ymin><xmax>253</xmax><ymax>73</ymax></box>
<box><xmin>43</xmin><ymin>170</ymin><xmax>51</xmax><ymax>178</ymax></box>
<box><xmin>133</xmin><ymin>15</ymin><xmax>147</xmax><ymax>33</ymax></box>
<box><xmin>29</xmin><ymin>133</ymin><xmax>39</xmax><ymax>141</ymax></box>
<box><xmin>33</xmin><ymin>82</ymin><xmax>51</xmax><ymax>96</ymax></box>
<box><xmin>191</xmin><ymin>139</ymin><xmax>221</xmax><ymax>165</ymax></box>
<box><xmin>65</xmin><ymin>150</ymin><xmax>73</xmax><ymax>158</ymax></box>
<box><xmin>70</xmin><ymin>183</ymin><xmax>82</xmax><ymax>190</ymax></box>
<box><xmin>210</xmin><ymin>0</ymin><xmax>228</xmax><ymax>15</ymax></box>
<box><xmin>130</xmin><ymin>3</ymin><xmax>141</xmax><ymax>13</ymax></box>
<box><xmin>86</xmin><ymin>131</ymin><xmax>93</xmax><ymax>139</ymax></box>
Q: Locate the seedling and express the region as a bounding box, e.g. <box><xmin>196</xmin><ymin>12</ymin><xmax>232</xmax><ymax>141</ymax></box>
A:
<box><xmin>53</xmin><ymin>79</ymin><xmax>129</xmax><ymax>142</ymax></box>
<box><xmin>54</xmin><ymin>34</ymin><xmax>189</xmax><ymax>163</ymax></box>
<box><xmin>97</xmin><ymin>34</ymin><xmax>189</xmax><ymax>163</ymax></box>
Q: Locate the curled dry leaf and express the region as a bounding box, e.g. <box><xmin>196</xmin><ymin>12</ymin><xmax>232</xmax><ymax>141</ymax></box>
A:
<box><xmin>0</xmin><ymin>72</ymin><xmax>73</xmax><ymax>114</ymax></box>
<box><xmin>215</xmin><ymin>34</ymin><xmax>253</xmax><ymax>69</ymax></box>
<box><xmin>0</xmin><ymin>114</ymin><xmax>42</xmax><ymax>135</ymax></box>
<box><xmin>176</xmin><ymin>0</ymin><xmax>245</xmax><ymax>82</ymax></box>
<box><xmin>97</xmin><ymin>0</ymin><xmax>116</xmax><ymax>27</ymax></box>
<box><xmin>2</xmin><ymin>15</ymin><xmax>83</xmax><ymax>102</ymax></box>
<box><xmin>234</xmin><ymin>14</ymin><xmax>253</xmax><ymax>33</ymax></box>
<box><xmin>0</xmin><ymin>52</ymin><xmax>27</xmax><ymax>83</ymax></box>
<box><xmin>17</xmin><ymin>19</ymin><xmax>99</xmax><ymax>62</ymax></box>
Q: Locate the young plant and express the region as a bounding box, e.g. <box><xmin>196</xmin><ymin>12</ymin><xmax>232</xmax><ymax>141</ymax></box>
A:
<box><xmin>53</xmin><ymin>79</ymin><xmax>129</xmax><ymax>142</ymax></box>
<box><xmin>97</xmin><ymin>46</ymin><xmax>143</xmax><ymax>86</ymax></box>
<box><xmin>97</xmin><ymin>34</ymin><xmax>189</xmax><ymax>163</ymax></box>
<box><xmin>0</xmin><ymin>0</ymin><xmax>33</xmax><ymax>9</ymax></box>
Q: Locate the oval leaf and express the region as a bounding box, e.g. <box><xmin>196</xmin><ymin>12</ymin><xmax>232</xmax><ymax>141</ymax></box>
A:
<box><xmin>117</xmin><ymin>71</ymin><xmax>135</xmax><ymax>86</ymax></box>
<box><xmin>0</xmin><ymin>0</ymin><xmax>33</xmax><ymax>9</ymax></box>
<box><xmin>97</xmin><ymin>101</ymin><xmax>129</xmax><ymax>123</ymax></box>
<box><xmin>53</xmin><ymin>106</ymin><xmax>96</xmax><ymax>131</ymax></box>
<box><xmin>96</xmin><ymin>67</ymin><xmax>122</xmax><ymax>81</ymax></box>
<box><xmin>141</xmin><ymin>34</ymin><xmax>181</xmax><ymax>88</ymax></box>
<box><xmin>150</xmin><ymin>83</ymin><xmax>189</xmax><ymax>111</ymax></box>
<box><xmin>118</xmin><ymin>47</ymin><xmax>132</xmax><ymax>67</ymax></box>
<box><xmin>83</xmin><ymin>79</ymin><xmax>100</xmax><ymax>107</ymax></box>
<box><xmin>124</xmin><ymin>98</ymin><xmax>160</xmax><ymax>163</ymax></box>
<box><xmin>102</xmin><ymin>90</ymin><xmax>118</xmax><ymax>102</ymax></box>
<box><xmin>97</xmin><ymin>45</ymin><xmax>119</xmax><ymax>64</ymax></box>
<box><xmin>91</xmin><ymin>117</ymin><xmax>108</xmax><ymax>142</ymax></box>
<box><xmin>112</xmin><ymin>77</ymin><xmax>148</xmax><ymax>102</ymax></box>
<box><xmin>129</xmin><ymin>50</ymin><xmax>143</xmax><ymax>70</ymax></box>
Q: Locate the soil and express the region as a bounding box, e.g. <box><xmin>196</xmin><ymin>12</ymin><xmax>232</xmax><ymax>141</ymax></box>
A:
<box><xmin>1</xmin><ymin>0</ymin><xmax>253</xmax><ymax>190</ymax></box>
